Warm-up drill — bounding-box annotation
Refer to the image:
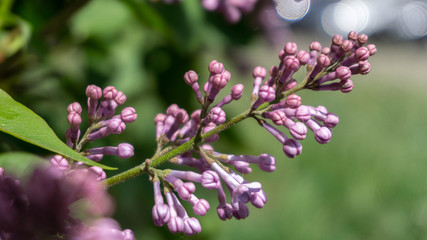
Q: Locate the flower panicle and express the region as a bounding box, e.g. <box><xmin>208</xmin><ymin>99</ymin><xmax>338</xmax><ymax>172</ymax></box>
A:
<box><xmin>148</xmin><ymin>31</ymin><xmax>376</xmax><ymax>236</ymax></box>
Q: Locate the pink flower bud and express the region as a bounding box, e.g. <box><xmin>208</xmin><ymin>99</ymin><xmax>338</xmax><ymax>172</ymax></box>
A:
<box><xmin>50</xmin><ymin>155</ymin><xmax>69</xmax><ymax>171</ymax></box>
<box><xmin>309</xmin><ymin>41</ymin><xmax>322</xmax><ymax>52</ymax></box>
<box><xmin>103</xmin><ymin>86</ymin><xmax>118</xmax><ymax>99</ymax></box>
<box><xmin>253</xmin><ymin>66</ymin><xmax>267</xmax><ymax>78</ymax></box>
<box><xmin>121</xmin><ymin>107</ymin><xmax>137</xmax><ymax>123</ymax></box>
<box><xmin>296</xmin><ymin>106</ymin><xmax>311</xmax><ymax>122</ymax></box>
<box><xmin>118</xmin><ymin>143</ymin><xmax>134</xmax><ymax>159</ymax></box>
<box><xmin>184</xmin><ymin>70</ymin><xmax>198</xmax><ymax>85</ymax></box>
<box><xmin>231</xmin><ymin>84</ymin><xmax>244</xmax><ymax>100</ymax></box>
<box><xmin>283</xmin><ymin>42</ymin><xmax>298</xmax><ymax>56</ymax></box>
<box><xmin>67</xmin><ymin>102</ymin><xmax>82</xmax><ymax>114</ymax></box>
<box><xmin>336</xmin><ymin>66</ymin><xmax>351</xmax><ymax>80</ymax></box>
<box><xmin>285</xmin><ymin>94</ymin><xmax>301</xmax><ymax>108</ymax></box>
<box><xmin>347</xmin><ymin>31</ymin><xmax>358</xmax><ymax>41</ymax></box>
<box><xmin>114</xmin><ymin>91</ymin><xmax>127</xmax><ymax>105</ymax></box>
<box><xmin>283</xmin><ymin>138</ymin><xmax>302</xmax><ymax>158</ymax></box>
<box><xmin>208</xmin><ymin>60</ymin><xmax>224</xmax><ymax>75</ymax></box>
<box><xmin>86</xmin><ymin>85</ymin><xmax>102</xmax><ymax>99</ymax></box>
<box><xmin>340</xmin><ymin>79</ymin><xmax>354</xmax><ymax>93</ymax></box>
<box><xmin>88</xmin><ymin>166</ymin><xmax>106</xmax><ymax>181</ymax></box>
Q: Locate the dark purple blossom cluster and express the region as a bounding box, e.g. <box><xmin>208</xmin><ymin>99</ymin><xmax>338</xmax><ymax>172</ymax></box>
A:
<box><xmin>148</xmin><ymin>31</ymin><xmax>376</xmax><ymax>235</ymax></box>
<box><xmin>158</xmin><ymin>0</ymin><xmax>258</xmax><ymax>23</ymax></box>
<box><xmin>62</xmin><ymin>85</ymin><xmax>137</xmax><ymax>174</ymax></box>
<box><xmin>0</xmin><ymin>166</ymin><xmax>132</xmax><ymax>240</ymax></box>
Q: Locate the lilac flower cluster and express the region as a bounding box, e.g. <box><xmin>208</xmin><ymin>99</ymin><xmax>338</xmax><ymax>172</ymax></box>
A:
<box><xmin>148</xmin><ymin>31</ymin><xmax>376</xmax><ymax>235</ymax></box>
<box><xmin>158</xmin><ymin>0</ymin><xmax>258</xmax><ymax>23</ymax></box>
<box><xmin>44</xmin><ymin>85</ymin><xmax>138</xmax><ymax>239</ymax></box>
<box><xmin>63</xmin><ymin>85</ymin><xmax>137</xmax><ymax>171</ymax></box>
<box><xmin>0</xmin><ymin>166</ymin><xmax>132</xmax><ymax>240</ymax></box>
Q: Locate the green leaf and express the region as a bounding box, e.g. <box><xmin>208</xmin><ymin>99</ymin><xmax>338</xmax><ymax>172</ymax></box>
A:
<box><xmin>0</xmin><ymin>152</ymin><xmax>48</xmax><ymax>179</ymax></box>
<box><xmin>0</xmin><ymin>88</ymin><xmax>116</xmax><ymax>170</ymax></box>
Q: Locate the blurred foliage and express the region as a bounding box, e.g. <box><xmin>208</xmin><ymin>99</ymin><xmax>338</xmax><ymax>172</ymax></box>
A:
<box><xmin>0</xmin><ymin>0</ymin><xmax>426</xmax><ymax>239</ymax></box>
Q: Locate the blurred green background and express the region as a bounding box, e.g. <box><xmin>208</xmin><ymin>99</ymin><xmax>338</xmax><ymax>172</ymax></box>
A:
<box><xmin>0</xmin><ymin>0</ymin><xmax>426</xmax><ymax>239</ymax></box>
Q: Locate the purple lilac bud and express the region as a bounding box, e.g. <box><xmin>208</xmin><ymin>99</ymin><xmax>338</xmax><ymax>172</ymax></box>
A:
<box><xmin>154</xmin><ymin>113</ymin><xmax>166</xmax><ymax>139</ymax></box>
<box><xmin>171</xmin><ymin>193</ymin><xmax>202</xmax><ymax>236</ymax></box>
<box><xmin>201</xmin><ymin>170</ymin><xmax>221</xmax><ymax>189</ymax></box>
<box><xmin>309</xmin><ymin>54</ymin><xmax>331</xmax><ymax>80</ymax></box>
<box><xmin>88</xmin><ymin>118</ymin><xmax>126</xmax><ymax>141</ymax></box>
<box><xmin>88</xmin><ymin>166</ymin><xmax>107</xmax><ymax>181</ymax></box>
<box><xmin>67</xmin><ymin>112</ymin><xmax>82</xmax><ymax>132</ymax></box>
<box><xmin>305</xmin><ymin>119</ymin><xmax>332</xmax><ymax>144</ymax></box>
<box><xmin>286</xmin><ymin>94</ymin><xmax>301</xmax><ymax>108</ymax></box>
<box><xmin>308</xmin><ymin>106</ymin><xmax>339</xmax><ymax>128</ymax></box>
<box><xmin>207</xmin><ymin>71</ymin><xmax>230</xmax><ymax>102</ymax></box>
<box><xmin>183</xmin><ymin>216</ymin><xmax>202</xmax><ymax>236</ymax></box>
<box><xmin>224</xmin><ymin>153</ymin><xmax>276</xmax><ymax>173</ymax></box>
<box><xmin>86</xmin><ymin>85</ymin><xmax>102</xmax><ymax>121</ymax></box>
<box><xmin>295</xmin><ymin>105</ymin><xmax>311</xmax><ymax>122</ymax></box>
<box><xmin>330</xmin><ymin>34</ymin><xmax>343</xmax><ymax>56</ymax></box>
<box><xmin>165</xmin><ymin>175</ymin><xmax>196</xmax><ymax>201</ymax></box>
<box><xmin>178</xmin><ymin>110</ymin><xmax>201</xmax><ymax>139</ymax></box>
<box><xmin>357</xmin><ymin>34</ymin><xmax>368</xmax><ymax>46</ymax></box>
<box><xmin>310</xmin><ymin>41</ymin><xmax>322</xmax><ymax>52</ymax></box>
<box><xmin>252</xmin><ymin>66</ymin><xmax>267</xmax><ymax>101</ymax></box>
<box><xmin>288</xmin><ymin>122</ymin><xmax>307</xmax><ymax>140</ymax></box>
<box><xmin>317</xmin><ymin>66</ymin><xmax>350</xmax><ymax>84</ymax></box>
<box><xmin>348</xmin><ymin>31</ymin><xmax>358</xmax><ymax>41</ymax></box>
<box><xmin>115</xmin><ymin>91</ymin><xmax>127</xmax><ymax>105</ymax></box>
<box><xmin>283</xmin><ymin>138</ymin><xmax>302</xmax><ymax>158</ymax></box>
<box><xmin>121</xmin><ymin>107</ymin><xmax>137</xmax><ymax>123</ymax></box>
<box><xmin>164</xmin><ymin>190</ymin><xmax>185</xmax><ymax>233</ymax></box>
<box><xmin>215</xmin><ymin>84</ymin><xmax>244</xmax><ymax>108</ymax></box>
<box><xmin>163</xmin><ymin>109</ymin><xmax>189</xmax><ymax>140</ymax></box>
<box><xmin>340</xmin><ymin>79</ymin><xmax>354</xmax><ymax>93</ymax></box>
<box><xmin>67</xmin><ymin>102</ymin><xmax>82</xmax><ymax>114</ymax></box>
<box><xmin>206</xmin><ymin>106</ymin><xmax>226</xmax><ymax>125</ymax></box>
<box><xmin>50</xmin><ymin>155</ymin><xmax>69</xmax><ymax>172</ymax></box>
<box><xmin>216</xmin><ymin>186</ymin><xmax>234</xmax><ymax>220</ymax></box>
<box><xmin>152</xmin><ymin>180</ymin><xmax>171</xmax><ymax>226</ymax></box>
<box><xmin>250</xmin><ymin>189</ymin><xmax>267</xmax><ymax>208</ymax></box>
<box><xmin>257</xmin><ymin>153</ymin><xmax>276</xmax><ymax>172</ymax></box>
<box><xmin>87</xmin><ymin>143</ymin><xmax>134</xmax><ymax>159</ymax></box>
<box><xmin>263</xmin><ymin>110</ymin><xmax>287</xmax><ymax>126</ymax></box>
<box><xmin>341</xmin><ymin>46</ymin><xmax>370</xmax><ymax>66</ymax></box>
<box><xmin>252</xmin><ymin>85</ymin><xmax>275</xmax><ymax>109</ymax></box>
<box><xmin>188</xmin><ymin>195</ymin><xmax>210</xmax><ymax>216</ymax></box>
<box><xmin>297</xmin><ymin>50</ymin><xmax>310</xmax><ymax>65</ymax></box>
<box><xmin>0</xmin><ymin>167</ymin><xmax>4</xmax><ymax>177</ymax></box>
<box><xmin>308</xmin><ymin>41</ymin><xmax>321</xmax><ymax>66</ymax></box>
<box><xmin>211</xmin><ymin>162</ymin><xmax>261</xmax><ymax>210</ymax></box>
<box><xmin>233</xmin><ymin>202</ymin><xmax>250</xmax><ymax>219</ymax></box>
<box><xmin>366</xmin><ymin>44</ymin><xmax>377</xmax><ymax>56</ymax></box>
<box><xmin>184</xmin><ymin>70</ymin><xmax>203</xmax><ymax>103</ymax></box>
<box><xmin>321</xmin><ymin>47</ymin><xmax>331</xmax><ymax>55</ymax></box>
<box><xmin>279</xmin><ymin>56</ymin><xmax>300</xmax><ymax>87</ymax></box>
<box><xmin>283</xmin><ymin>42</ymin><xmax>298</xmax><ymax>57</ymax></box>
<box><xmin>96</xmin><ymin>86</ymin><xmax>118</xmax><ymax>117</ymax></box>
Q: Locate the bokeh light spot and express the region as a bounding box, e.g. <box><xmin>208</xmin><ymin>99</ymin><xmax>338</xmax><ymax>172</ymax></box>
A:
<box><xmin>274</xmin><ymin>0</ymin><xmax>311</xmax><ymax>21</ymax></box>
